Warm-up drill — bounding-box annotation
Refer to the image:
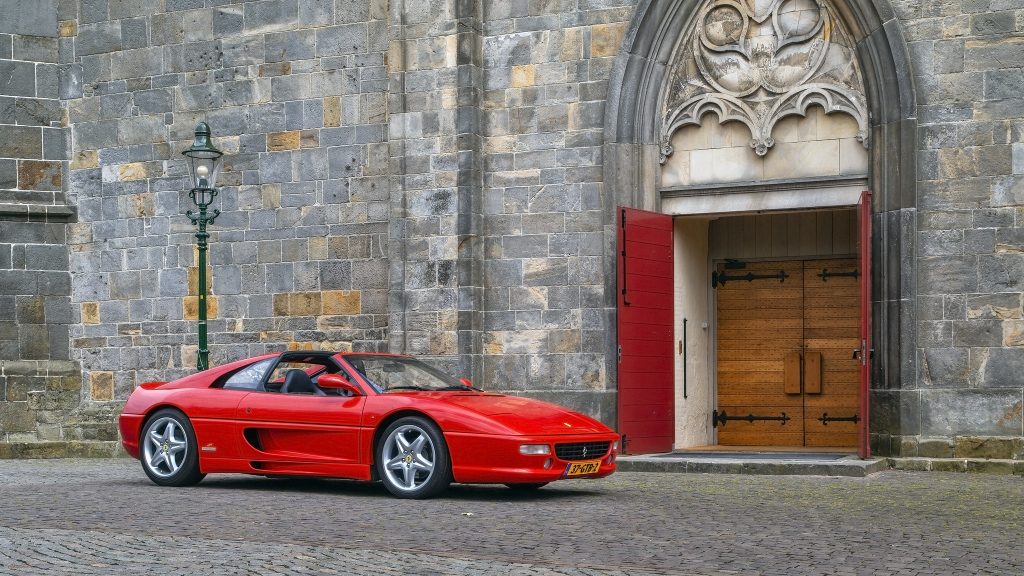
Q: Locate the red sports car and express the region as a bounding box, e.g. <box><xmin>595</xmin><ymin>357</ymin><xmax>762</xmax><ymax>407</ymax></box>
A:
<box><xmin>119</xmin><ymin>351</ymin><xmax>619</xmax><ymax>498</ymax></box>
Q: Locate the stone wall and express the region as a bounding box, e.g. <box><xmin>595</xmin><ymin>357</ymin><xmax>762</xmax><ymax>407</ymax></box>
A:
<box><xmin>0</xmin><ymin>0</ymin><xmax>85</xmax><ymax>445</ymax></box>
<box><xmin>890</xmin><ymin>0</ymin><xmax>1024</xmax><ymax>459</ymax></box>
<box><xmin>59</xmin><ymin>0</ymin><xmax>393</xmax><ymax>440</ymax></box>
<box><xmin>0</xmin><ymin>0</ymin><xmax>1022</xmax><ymax>459</ymax></box>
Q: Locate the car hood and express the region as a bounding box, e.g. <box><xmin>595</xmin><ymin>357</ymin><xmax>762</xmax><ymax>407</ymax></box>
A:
<box><xmin>441</xmin><ymin>394</ymin><xmax>611</xmax><ymax>435</ymax></box>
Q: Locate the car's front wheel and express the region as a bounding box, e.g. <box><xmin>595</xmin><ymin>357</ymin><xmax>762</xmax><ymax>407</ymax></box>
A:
<box><xmin>376</xmin><ymin>416</ymin><xmax>451</xmax><ymax>499</ymax></box>
<box><xmin>140</xmin><ymin>408</ymin><xmax>205</xmax><ymax>487</ymax></box>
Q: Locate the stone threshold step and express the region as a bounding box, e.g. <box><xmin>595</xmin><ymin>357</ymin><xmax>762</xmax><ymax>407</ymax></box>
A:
<box><xmin>617</xmin><ymin>453</ymin><xmax>887</xmax><ymax>477</ymax></box>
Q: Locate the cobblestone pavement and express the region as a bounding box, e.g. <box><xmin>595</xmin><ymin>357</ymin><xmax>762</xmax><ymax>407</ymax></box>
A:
<box><xmin>0</xmin><ymin>460</ymin><xmax>1021</xmax><ymax>575</ymax></box>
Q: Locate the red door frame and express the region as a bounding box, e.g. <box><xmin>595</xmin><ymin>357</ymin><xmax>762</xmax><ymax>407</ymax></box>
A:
<box><xmin>616</xmin><ymin>206</ymin><xmax>675</xmax><ymax>454</ymax></box>
<box><xmin>857</xmin><ymin>191</ymin><xmax>872</xmax><ymax>459</ymax></box>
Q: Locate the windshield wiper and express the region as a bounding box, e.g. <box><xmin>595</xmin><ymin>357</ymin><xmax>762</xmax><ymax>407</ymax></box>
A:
<box><xmin>437</xmin><ymin>384</ymin><xmax>481</xmax><ymax>392</ymax></box>
<box><xmin>385</xmin><ymin>385</ymin><xmax>427</xmax><ymax>391</ymax></box>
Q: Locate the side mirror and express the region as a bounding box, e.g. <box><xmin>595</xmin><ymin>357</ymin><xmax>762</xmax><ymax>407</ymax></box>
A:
<box><xmin>317</xmin><ymin>374</ymin><xmax>362</xmax><ymax>396</ymax></box>
<box><xmin>460</xmin><ymin>377</ymin><xmax>475</xmax><ymax>389</ymax></box>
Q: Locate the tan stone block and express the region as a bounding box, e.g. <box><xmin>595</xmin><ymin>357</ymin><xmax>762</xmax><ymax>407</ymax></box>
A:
<box><xmin>839</xmin><ymin>137</ymin><xmax>870</xmax><ymax>176</ymax></box>
<box><xmin>671</xmin><ymin>123</ymin><xmax>710</xmax><ymax>152</ymax></box>
<box><xmin>181</xmin><ymin>344</ymin><xmax>197</xmax><ymax>366</ymax></box>
<box><xmin>289</xmin><ymin>292</ymin><xmax>321</xmax><ymax>316</ymax></box>
<box><xmin>125</xmin><ymin>193</ymin><xmax>155</xmax><ymax>217</ymax></box>
<box><xmin>68</xmin><ymin>223</ymin><xmax>92</xmax><ymax>245</ymax></box>
<box><xmin>81</xmin><ymin>302</ymin><xmax>100</xmax><ymax>325</ymax></box>
<box><xmin>118</xmin><ymin>162</ymin><xmax>150</xmax><ymax>181</ymax></box>
<box><xmin>660</xmin><ymin>148</ymin><xmax>691</xmax><ymax>188</ymax></box>
<box><xmin>324</xmin><ymin>96</ymin><xmax>341</xmax><ymax>127</ymax></box>
<box><xmin>689</xmin><ymin>146</ymin><xmax>761</xmax><ymax>184</ymax></box>
<box><xmin>549</xmin><ymin>329</ymin><xmax>581</xmax><ymax>353</ymax></box>
<box><xmin>591</xmin><ymin>22</ymin><xmax>627</xmax><ymax>58</ymax></box>
<box><xmin>309</xmin><ymin>237</ymin><xmax>328</xmax><ymax>260</ymax></box>
<box><xmin>300</xmin><ymin>130</ymin><xmax>319</xmax><ymax>148</ymax></box>
<box><xmin>262</xmin><ymin>184</ymin><xmax>281</xmax><ymax>208</ymax></box>
<box><xmin>322</xmin><ymin>290</ymin><xmax>362</xmax><ymax>315</ymax></box>
<box><xmin>18</xmin><ymin>160</ymin><xmax>62</xmax><ymax>190</ymax></box>
<box><xmin>764</xmin><ymin>139</ymin><xmax>840</xmax><ymax>180</ymax></box>
<box><xmin>59</xmin><ymin>20</ymin><xmax>77</xmax><ymax>37</ymax></box>
<box><xmin>427</xmin><ymin>332</ymin><xmax>455</xmax><ymax>355</ymax></box>
<box><xmin>215</xmin><ymin>135</ymin><xmax>240</xmax><ymax>154</ymax></box>
<box><xmin>1003</xmin><ymin>320</ymin><xmax>1024</xmax><ymax>346</ymax></box>
<box><xmin>71</xmin><ymin>150</ymin><xmax>98</xmax><ymax>170</ymax></box>
<box><xmin>259</xmin><ymin>61</ymin><xmax>291</xmax><ymax>77</ymax></box>
<box><xmin>954</xmin><ymin>436</ymin><xmax>1015</xmax><ymax>459</ymax></box>
<box><xmin>267</xmin><ymin>131</ymin><xmax>301</xmax><ymax>151</ymax></box>
<box><xmin>560</xmin><ymin>27</ymin><xmax>582</xmax><ymax>61</ymax></box>
<box><xmin>91</xmin><ymin>372</ymin><xmax>114</xmax><ymax>401</ymax></box>
<box><xmin>183</xmin><ymin>295</ymin><xmax>218</xmax><ymax>320</ymax></box>
<box><xmin>512</xmin><ymin>65</ymin><xmax>535</xmax><ymax>88</ymax></box>
<box><xmin>273</xmin><ymin>293</ymin><xmax>290</xmax><ymax>316</ymax></box>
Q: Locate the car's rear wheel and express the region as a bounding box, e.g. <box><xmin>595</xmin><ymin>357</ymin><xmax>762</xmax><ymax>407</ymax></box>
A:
<box><xmin>140</xmin><ymin>408</ymin><xmax>205</xmax><ymax>487</ymax></box>
<box><xmin>505</xmin><ymin>482</ymin><xmax>549</xmax><ymax>491</ymax></box>
<box><xmin>377</xmin><ymin>416</ymin><xmax>451</xmax><ymax>499</ymax></box>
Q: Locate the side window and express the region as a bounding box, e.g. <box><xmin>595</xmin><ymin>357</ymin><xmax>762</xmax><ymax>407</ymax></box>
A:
<box><xmin>223</xmin><ymin>359</ymin><xmax>274</xmax><ymax>390</ymax></box>
<box><xmin>266</xmin><ymin>361</ymin><xmax>328</xmax><ymax>387</ymax></box>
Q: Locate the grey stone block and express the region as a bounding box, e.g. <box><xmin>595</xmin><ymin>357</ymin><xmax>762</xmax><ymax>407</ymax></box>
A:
<box><xmin>299</xmin><ymin>0</ymin><xmax>333</xmax><ymax>25</ymax></box>
<box><xmin>921</xmin><ymin>389</ymin><xmax>1023</xmax><ymax>437</ymax></box>
<box><xmin>14</xmin><ymin>36</ymin><xmax>58</xmax><ymax>63</ymax></box>
<box><xmin>316</xmin><ymin>24</ymin><xmax>367</xmax><ymax>57</ymax></box>
<box><xmin>159</xmin><ymin>269</ymin><xmax>187</xmax><ymax>296</ymax></box>
<box><xmin>244</xmin><ymin>0</ymin><xmax>299</xmax><ymax>34</ymax></box>
<box><xmin>77</xmin><ymin>22</ymin><xmax>122</xmax><ymax>57</ymax></box>
<box><xmin>978</xmin><ymin>254</ymin><xmax>1024</xmax><ymax>293</ymax></box>
<box><xmin>0</xmin><ymin>125</ymin><xmax>42</xmax><ymax>159</ymax></box>
<box><xmin>213</xmin><ymin>6</ymin><xmax>244</xmax><ymax>36</ymax></box>
<box><xmin>0</xmin><ymin>0</ymin><xmax>57</xmax><ymax>36</ymax></box>
<box><xmin>981</xmin><ymin>348</ymin><xmax>1024</xmax><ymax>388</ymax></box>
<box><xmin>0</xmin><ymin>60</ymin><xmax>36</xmax><ymax>97</ymax></box>
<box><xmin>111</xmin><ymin>47</ymin><xmax>163</xmax><ymax>80</ymax></box>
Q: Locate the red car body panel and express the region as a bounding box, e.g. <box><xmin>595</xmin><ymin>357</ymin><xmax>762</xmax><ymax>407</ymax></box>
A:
<box><xmin>119</xmin><ymin>353</ymin><xmax>619</xmax><ymax>486</ymax></box>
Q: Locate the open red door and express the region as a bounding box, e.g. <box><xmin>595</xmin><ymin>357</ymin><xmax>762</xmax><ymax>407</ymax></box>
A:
<box><xmin>617</xmin><ymin>206</ymin><xmax>674</xmax><ymax>454</ymax></box>
<box><xmin>857</xmin><ymin>191</ymin><xmax>872</xmax><ymax>459</ymax></box>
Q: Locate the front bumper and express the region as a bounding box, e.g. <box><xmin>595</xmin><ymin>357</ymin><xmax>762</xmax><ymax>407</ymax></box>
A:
<box><xmin>445</xmin><ymin>432</ymin><xmax>619</xmax><ymax>484</ymax></box>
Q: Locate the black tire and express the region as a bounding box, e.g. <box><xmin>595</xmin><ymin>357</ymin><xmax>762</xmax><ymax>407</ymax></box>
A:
<box><xmin>505</xmin><ymin>482</ymin><xmax>549</xmax><ymax>491</ymax></box>
<box><xmin>139</xmin><ymin>408</ymin><xmax>205</xmax><ymax>487</ymax></box>
<box><xmin>376</xmin><ymin>416</ymin><xmax>451</xmax><ymax>499</ymax></box>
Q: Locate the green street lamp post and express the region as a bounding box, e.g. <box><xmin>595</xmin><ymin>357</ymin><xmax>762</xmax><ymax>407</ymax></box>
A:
<box><xmin>182</xmin><ymin>122</ymin><xmax>224</xmax><ymax>371</ymax></box>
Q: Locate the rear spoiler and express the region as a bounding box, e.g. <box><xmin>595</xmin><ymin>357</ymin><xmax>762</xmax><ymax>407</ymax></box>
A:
<box><xmin>138</xmin><ymin>381</ymin><xmax>167</xmax><ymax>390</ymax></box>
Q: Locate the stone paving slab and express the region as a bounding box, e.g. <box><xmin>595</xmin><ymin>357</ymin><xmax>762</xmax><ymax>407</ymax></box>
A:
<box><xmin>0</xmin><ymin>459</ymin><xmax>1021</xmax><ymax>575</ymax></box>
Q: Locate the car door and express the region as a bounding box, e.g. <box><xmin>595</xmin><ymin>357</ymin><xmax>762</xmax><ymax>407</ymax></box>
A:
<box><xmin>234</xmin><ymin>354</ymin><xmax>366</xmax><ymax>472</ymax></box>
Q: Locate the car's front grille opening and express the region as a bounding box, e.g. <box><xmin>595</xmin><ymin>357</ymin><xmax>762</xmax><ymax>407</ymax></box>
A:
<box><xmin>555</xmin><ymin>441</ymin><xmax>610</xmax><ymax>461</ymax></box>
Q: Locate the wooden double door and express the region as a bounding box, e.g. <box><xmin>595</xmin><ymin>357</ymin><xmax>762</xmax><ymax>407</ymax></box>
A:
<box><xmin>715</xmin><ymin>258</ymin><xmax>861</xmax><ymax>448</ymax></box>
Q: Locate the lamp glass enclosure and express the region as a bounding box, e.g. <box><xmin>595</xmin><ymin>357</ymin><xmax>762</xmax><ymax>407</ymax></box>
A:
<box><xmin>182</xmin><ymin>122</ymin><xmax>224</xmax><ymax>197</ymax></box>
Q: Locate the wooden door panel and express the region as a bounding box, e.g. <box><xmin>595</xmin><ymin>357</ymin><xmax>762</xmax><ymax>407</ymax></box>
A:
<box><xmin>803</xmin><ymin>257</ymin><xmax>859</xmax><ymax>448</ymax></box>
<box><xmin>716</xmin><ymin>259</ymin><xmax>803</xmax><ymax>447</ymax></box>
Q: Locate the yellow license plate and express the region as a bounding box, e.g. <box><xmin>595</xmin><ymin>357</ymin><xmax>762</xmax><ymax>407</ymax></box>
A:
<box><xmin>564</xmin><ymin>459</ymin><xmax>602</xmax><ymax>477</ymax></box>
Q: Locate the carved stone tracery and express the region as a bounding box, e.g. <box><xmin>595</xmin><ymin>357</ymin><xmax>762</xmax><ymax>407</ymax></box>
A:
<box><xmin>660</xmin><ymin>0</ymin><xmax>869</xmax><ymax>161</ymax></box>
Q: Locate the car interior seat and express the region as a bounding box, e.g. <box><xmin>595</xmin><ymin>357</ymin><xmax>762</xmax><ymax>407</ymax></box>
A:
<box><xmin>281</xmin><ymin>368</ymin><xmax>326</xmax><ymax>396</ymax></box>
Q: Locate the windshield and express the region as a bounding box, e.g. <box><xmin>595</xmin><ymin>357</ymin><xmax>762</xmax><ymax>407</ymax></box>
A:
<box><xmin>345</xmin><ymin>356</ymin><xmax>465</xmax><ymax>392</ymax></box>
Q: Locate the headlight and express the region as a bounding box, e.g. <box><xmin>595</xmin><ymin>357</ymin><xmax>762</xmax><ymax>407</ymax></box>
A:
<box><xmin>519</xmin><ymin>444</ymin><xmax>551</xmax><ymax>455</ymax></box>
<box><xmin>611</xmin><ymin>440</ymin><xmax>619</xmax><ymax>452</ymax></box>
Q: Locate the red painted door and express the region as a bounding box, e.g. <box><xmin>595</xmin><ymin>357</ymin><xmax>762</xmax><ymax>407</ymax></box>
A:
<box><xmin>617</xmin><ymin>206</ymin><xmax>674</xmax><ymax>454</ymax></box>
<box><xmin>857</xmin><ymin>191</ymin><xmax>872</xmax><ymax>458</ymax></box>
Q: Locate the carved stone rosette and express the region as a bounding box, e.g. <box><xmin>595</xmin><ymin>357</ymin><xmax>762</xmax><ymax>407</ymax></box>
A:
<box><xmin>659</xmin><ymin>0</ymin><xmax>869</xmax><ymax>162</ymax></box>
